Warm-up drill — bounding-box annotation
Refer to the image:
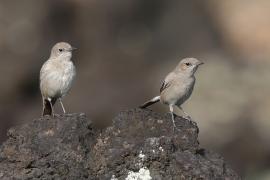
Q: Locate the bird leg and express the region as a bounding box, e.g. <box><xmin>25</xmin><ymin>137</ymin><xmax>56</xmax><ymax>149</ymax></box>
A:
<box><xmin>169</xmin><ymin>105</ymin><xmax>181</xmax><ymax>132</ymax></box>
<box><xmin>177</xmin><ymin>106</ymin><xmax>197</xmax><ymax>125</ymax></box>
<box><xmin>59</xmin><ymin>98</ymin><xmax>66</xmax><ymax>114</ymax></box>
<box><xmin>48</xmin><ymin>98</ymin><xmax>54</xmax><ymax>117</ymax></box>
<box><xmin>178</xmin><ymin>106</ymin><xmax>191</xmax><ymax>120</ymax></box>
<box><xmin>42</xmin><ymin>97</ymin><xmax>45</xmax><ymax>115</ymax></box>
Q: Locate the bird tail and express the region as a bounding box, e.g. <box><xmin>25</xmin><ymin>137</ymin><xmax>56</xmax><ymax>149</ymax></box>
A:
<box><xmin>139</xmin><ymin>96</ymin><xmax>160</xmax><ymax>108</ymax></box>
<box><xmin>42</xmin><ymin>98</ymin><xmax>57</xmax><ymax>116</ymax></box>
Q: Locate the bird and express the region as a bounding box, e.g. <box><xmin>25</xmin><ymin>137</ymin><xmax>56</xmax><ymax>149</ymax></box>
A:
<box><xmin>140</xmin><ymin>57</ymin><xmax>204</xmax><ymax>130</ymax></box>
<box><xmin>40</xmin><ymin>42</ymin><xmax>76</xmax><ymax>116</ymax></box>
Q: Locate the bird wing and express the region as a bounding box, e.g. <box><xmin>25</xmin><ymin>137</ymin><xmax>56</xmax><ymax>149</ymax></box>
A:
<box><xmin>159</xmin><ymin>72</ymin><xmax>176</xmax><ymax>93</ymax></box>
<box><xmin>160</xmin><ymin>80</ymin><xmax>171</xmax><ymax>93</ymax></box>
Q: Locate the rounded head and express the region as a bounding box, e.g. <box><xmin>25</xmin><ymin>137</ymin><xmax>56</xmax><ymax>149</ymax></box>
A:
<box><xmin>176</xmin><ymin>57</ymin><xmax>204</xmax><ymax>75</ymax></box>
<box><xmin>50</xmin><ymin>42</ymin><xmax>76</xmax><ymax>59</ymax></box>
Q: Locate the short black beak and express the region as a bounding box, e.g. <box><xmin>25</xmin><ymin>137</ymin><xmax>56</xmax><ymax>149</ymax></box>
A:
<box><xmin>67</xmin><ymin>47</ymin><xmax>77</xmax><ymax>52</ymax></box>
<box><xmin>198</xmin><ymin>62</ymin><xmax>204</xmax><ymax>66</ymax></box>
<box><xmin>71</xmin><ymin>46</ymin><xmax>77</xmax><ymax>51</ymax></box>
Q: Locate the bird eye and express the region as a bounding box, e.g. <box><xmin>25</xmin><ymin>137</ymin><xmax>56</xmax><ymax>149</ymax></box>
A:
<box><xmin>59</xmin><ymin>49</ymin><xmax>63</xmax><ymax>52</ymax></box>
<box><xmin>185</xmin><ymin>62</ymin><xmax>191</xmax><ymax>66</ymax></box>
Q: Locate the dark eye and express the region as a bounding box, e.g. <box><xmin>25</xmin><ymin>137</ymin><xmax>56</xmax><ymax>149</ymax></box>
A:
<box><xmin>185</xmin><ymin>62</ymin><xmax>191</xmax><ymax>66</ymax></box>
<box><xmin>59</xmin><ymin>49</ymin><xmax>63</xmax><ymax>52</ymax></box>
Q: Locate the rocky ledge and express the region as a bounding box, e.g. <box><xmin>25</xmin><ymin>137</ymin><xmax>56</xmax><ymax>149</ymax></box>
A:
<box><xmin>0</xmin><ymin>108</ymin><xmax>240</xmax><ymax>180</ymax></box>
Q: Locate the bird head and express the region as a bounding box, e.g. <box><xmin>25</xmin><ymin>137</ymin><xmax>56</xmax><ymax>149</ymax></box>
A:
<box><xmin>176</xmin><ymin>57</ymin><xmax>204</xmax><ymax>76</ymax></box>
<box><xmin>50</xmin><ymin>42</ymin><xmax>77</xmax><ymax>59</ymax></box>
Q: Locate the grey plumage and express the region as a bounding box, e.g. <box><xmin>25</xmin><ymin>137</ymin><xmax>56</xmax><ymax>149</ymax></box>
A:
<box><xmin>140</xmin><ymin>57</ymin><xmax>203</xmax><ymax>130</ymax></box>
<box><xmin>40</xmin><ymin>42</ymin><xmax>76</xmax><ymax>116</ymax></box>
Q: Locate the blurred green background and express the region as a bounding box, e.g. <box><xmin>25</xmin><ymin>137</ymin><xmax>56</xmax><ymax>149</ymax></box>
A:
<box><xmin>0</xmin><ymin>0</ymin><xmax>270</xmax><ymax>179</ymax></box>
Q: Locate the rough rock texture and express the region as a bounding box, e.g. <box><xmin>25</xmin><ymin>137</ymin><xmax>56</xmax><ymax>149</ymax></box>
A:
<box><xmin>0</xmin><ymin>108</ymin><xmax>240</xmax><ymax>180</ymax></box>
<box><xmin>0</xmin><ymin>113</ymin><xmax>95</xmax><ymax>180</ymax></box>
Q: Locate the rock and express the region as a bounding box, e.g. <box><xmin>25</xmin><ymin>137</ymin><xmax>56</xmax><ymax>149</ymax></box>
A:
<box><xmin>0</xmin><ymin>108</ymin><xmax>240</xmax><ymax>179</ymax></box>
<box><xmin>91</xmin><ymin>108</ymin><xmax>240</xmax><ymax>179</ymax></box>
<box><xmin>0</xmin><ymin>113</ymin><xmax>95</xmax><ymax>180</ymax></box>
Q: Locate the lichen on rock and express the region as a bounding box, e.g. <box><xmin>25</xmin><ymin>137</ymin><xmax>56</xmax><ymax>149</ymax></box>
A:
<box><xmin>0</xmin><ymin>108</ymin><xmax>240</xmax><ymax>179</ymax></box>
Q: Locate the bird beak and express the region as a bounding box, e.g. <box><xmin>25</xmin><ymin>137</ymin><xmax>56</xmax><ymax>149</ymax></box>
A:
<box><xmin>198</xmin><ymin>62</ymin><xmax>204</xmax><ymax>66</ymax></box>
<box><xmin>71</xmin><ymin>46</ymin><xmax>77</xmax><ymax>51</ymax></box>
<box><xmin>67</xmin><ymin>47</ymin><xmax>77</xmax><ymax>52</ymax></box>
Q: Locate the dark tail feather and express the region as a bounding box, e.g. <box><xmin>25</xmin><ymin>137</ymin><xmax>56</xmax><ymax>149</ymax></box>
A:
<box><xmin>42</xmin><ymin>98</ymin><xmax>57</xmax><ymax>116</ymax></box>
<box><xmin>139</xmin><ymin>96</ymin><xmax>160</xmax><ymax>108</ymax></box>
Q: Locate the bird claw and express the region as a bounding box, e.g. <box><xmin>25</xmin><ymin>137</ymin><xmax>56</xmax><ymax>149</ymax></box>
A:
<box><xmin>171</xmin><ymin>113</ymin><xmax>182</xmax><ymax>132</ymax></box>
<box><xmin>183</xmin><ymin>114</ymin><xmax>191</xmax><ymax>120</ymax></box>
<box><xmin>183</xmin><ymin>115</ymin><xmax>197</xmax><ymax>126</ymax></box>
<box><xmin>172</xmin><ymin>125</ymin><xmax>181</xmax><ymax>132</ymax></box>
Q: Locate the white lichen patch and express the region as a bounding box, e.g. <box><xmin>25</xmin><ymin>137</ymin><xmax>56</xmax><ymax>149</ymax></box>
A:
<box><xmin>111</xmin><ymin>174</ymin><xmax>118</xmax><ymax>180</ymax></box>
<box><xmin>44</xmin><ymin>129</ymin><xmax>54</xmax><ymax>136</ymax></box>
<box><xmin>158</xmin><ymin>146</ymin><xmax>164</xmax><ymax>152</ymax></box>
<box><xmin>136</xmin><ymin>151</ymin><xmax>146</xmax><ymax>168</ymax></box>
<box><xmin>138</xmin><ymin>151</ymin><xmax>146</xmax><ymax>161</ymax></box>
<box><xmin>148</xmin><ymin>137</ymin><xmax>159</xmax><ymax>146</ymax></box>
<box><xmin>157</xmin><ymin>119</ymin><xmax>163</xmax><ymax>124</ymax></box>
<box><xmin>126</xmin><ymin>167</ymin><xmax>152</xmax><ymax>180</ymax></box>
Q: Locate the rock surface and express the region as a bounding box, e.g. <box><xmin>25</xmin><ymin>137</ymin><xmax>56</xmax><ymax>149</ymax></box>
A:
<box><xmin>0</xmin><ymin>108</ymin><xmax>240</xmax><ymax>179</ymax></box>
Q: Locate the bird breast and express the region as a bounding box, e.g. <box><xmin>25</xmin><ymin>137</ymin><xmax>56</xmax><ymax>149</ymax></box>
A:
<box><xmin>61</xmin><ymin>61</ymin><xmax>76</xmax><ymax>95</ymax></box>
<box><xmin>40</xmin><ymin>59</ymin><xmax>76</xmax><ymax>99</ymax></box>
<box><xmin>160</xmin><ymin>76</ymin><xmax>195</xmax><ymax>106</ymax></box>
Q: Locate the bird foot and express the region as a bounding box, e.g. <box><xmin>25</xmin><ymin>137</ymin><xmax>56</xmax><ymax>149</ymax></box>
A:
<box><xmin>171</xmin><ymin>113</ymin><xmax>182</xmax><ymax>132</ymax></box>
<box><xmin>182</xmin><ymin>114</ymin><xmax>191</xmax><ymax>120</ymax></box>
<box><xmin>172</xmin><ymin>125</ymin><xmax>182</xmax><ymax>132</ymax></box>
<box><xmin>183</xmin><ymin>115</ymin><xmax>197</xmax><ymax>126</ymax></box>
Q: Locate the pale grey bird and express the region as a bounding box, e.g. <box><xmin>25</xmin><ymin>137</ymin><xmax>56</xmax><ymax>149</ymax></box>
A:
<box><xmin>140</xmin><ymin>58</ymin><xmax>203</xmax><ymax>130</ymax></box>
<box><xmin>40</xmin><ymin>42</ymin><xmax>76</xmax><ymax>116</ymax></box>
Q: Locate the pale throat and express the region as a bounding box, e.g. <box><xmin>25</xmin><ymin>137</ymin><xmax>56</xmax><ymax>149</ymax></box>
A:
<box><xmin>57</xmin><ymin>53</ymin><xmax>72</xmax><ymax>61</ymax></box>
